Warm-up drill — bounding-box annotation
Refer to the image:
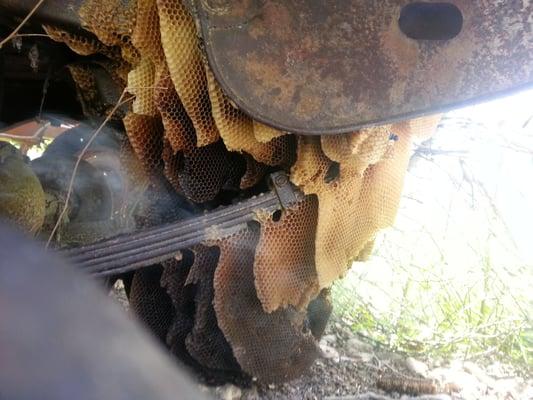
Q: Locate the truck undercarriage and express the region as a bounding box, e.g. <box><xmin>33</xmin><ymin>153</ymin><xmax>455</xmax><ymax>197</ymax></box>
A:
<box><xmin>0</xmin><ymin>0</ymin><xmax>531</xmax><ymax>394</ymax></box>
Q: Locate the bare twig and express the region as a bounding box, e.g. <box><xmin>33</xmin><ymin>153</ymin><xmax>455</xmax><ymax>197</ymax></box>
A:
<box><xmin>12</xmin><ymin>33</ymin><xmax>51</xmax><ymax>39</ymax></box>
<box><xmin>0</xmin><ymin>0</ymin><xmax>47</xmax><ymax>49</ymax></box>
<box><xmin>45</xmin><ymin>91</ymin><xmax>134</xmax><ymax>247</ymax></box>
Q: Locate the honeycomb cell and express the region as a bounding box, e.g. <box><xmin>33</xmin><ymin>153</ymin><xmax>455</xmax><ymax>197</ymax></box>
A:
<box><xmin>128</xmin><ymin>57</ymin><xmax>158</xmax><ymax>116</ymax></box>
<box><xmin>154</xmin><ymin>65</ymin><xmax>197</xmax><ymax>153</ymax></box>
<box><xmin>157</xmin><ymin>0</ymin><xmax>220</xmax><ymax>147</ymax></box>
<box><xmin>407</xmin><ymin>114</ymin><xmax>443</xmax><ymax>141</ymax></box>
<box><xmin>60</xmin><ymin>0</ymin><xmax>441</xmax><ymax>383</ymax></box>
<box><xmin>161</xmin><ymin>257</ymin><xmax>196</xmax><ymax>364</ymax></box>
<box><xmin>207</xmin><ymin>69</ymin><xmax>294</xmax><ymax>167</ymax></box>
<box><xmin>67</xmin><ymin>64</ymin><xmax>106</xmax><ymax>117</ymax></box>
<box><xmin>43</xmin><ymin>25</ymin><xmax>119</xmax><ymax>58</ymax></box>
<box><xmin>253</xmin><ymin>121</ymin><xmax>286</xmax><ymax>143</ymax></box>
<box><xmin>240</xmin><ymin>154</ymin><xmax>267</xmax><ymax>190</ymax></box>
<box><xmin>162</xmin><ymin>139</ymin><xmax>182</xmax><ymax>193</ymax></box>
<box><xmin>254</xmin><ymin>195</ymin><xmax>319</xmax><ymax>313</ymax></box>
<box><xmin>123</xmin><ymin>112</ymin><xmax>164</xmax><ymax>175</ymax></box>
<box><xmin>79</xmin><ymin>0</ymin><xmax>137</xmax><ymax>47</ymax></box>
<box><xmin>184</xmin><ymin>246</ymin><xmax>241</xmax><ymax>372</ymax></box>
<box><xmin>129</xmin><ymin>266</ymin><xmax>173</xmax><ymax>343</ymax></box>
<box><xmin>321</xmin><ymin>125</ymin><xmax>392</xmax><ymax>175</ymax></box>
<box><xmin>212</xmin><ymin>226</ymin><xmax>320</xmax><ymax>383</ymax></box>
<box><xmin>291</xmin><ymin>123</ymin><xmax>418</xmax><ymax>288</ymax></box>
<box><xmin>132</xmin><ymin>0</ymin><xmax>165</xmax><ymax>65</ymax></box>
<box><xmin>178</xmin><ymin>140</ymin><xmax>235</xmax><ymax>204</ymax></box>
<box><xmin>290</xmin><ymin>135</ymin><xmax>333</xmax><ymax>195</ymax></box>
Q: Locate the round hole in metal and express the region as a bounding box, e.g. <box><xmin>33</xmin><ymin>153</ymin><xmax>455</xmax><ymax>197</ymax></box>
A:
<box><xmin>399</xmin><ymin>2</ymin><xmax>463</xmax><ymax>40</ymax></box>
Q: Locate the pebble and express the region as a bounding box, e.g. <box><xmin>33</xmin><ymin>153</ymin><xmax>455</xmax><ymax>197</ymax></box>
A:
<box><xmin>463</xmin><ymin>361</ymin><xmax>496</xmax><ymax>388</ymax></box>
<box><xmin>241</xmin><ymin>386</ymin><xmax>259</xmax><ymax>400</ymax></box>
<box><xmin>320</xmin><ymin>343</ymin><xmax>341</xmax><ymax>362</ymax></box>
<box><xmin>356</xmin><ymin>352</ymin><xmax>374</xmax><ymax>363</ymax></box>
<box><xmin>430</xmin><ymin>367</ymin><xmax>482</xmax><ymax>397</ymax></box>
<box><xmin>345</xmin><ymin>337</ymin><xmax>374</xmax><ymax>353</ymax></box>
<box><xmin>217</xmin><ymin>384</ymin><xmax>242</xmax><ymax>400</ymax></box>
<box><xmin>322</xmin><ymin>334</ymin><xmax>338</xmax><ymax>345</ymax></box>
<box><xmin>405</xmin><ymin>357</ymin><xmax>429</xmax><ymax>377</ymax></box>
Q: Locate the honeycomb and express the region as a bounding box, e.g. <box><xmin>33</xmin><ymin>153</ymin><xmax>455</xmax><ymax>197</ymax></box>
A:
<box><xmin>127</xmin><ymin>57</ymin><xmax>158</xmax><ymax>116</ymax></box>
<box><xmin>131</xmin><ymin>0</ymin><xmax>165</xmax><ymax>66</ymax></box>
<box><xmin>156</xmin><ymin>0</ymin><xmax>219</xmax><ymax>147</ymax></box>
<box><xmin>94</xmin><ymin>59</ymin><xmax>129</xmax><ymax>92</ymax></box>
<box><xmin>178</xmin><ymin>140</ymin><xmax>241</xmax><ymax>203</ymax></box>
<box><xmin>408</xmin><ymin>115</ymin><xmax>443</xmax><ymax>142</ymax></box>
<box><xmin>123</xmin><ymin>112</ymin><xmax>163</xmax><ymax>175</ymax></box>
<box><xmin>253</xmin><ymin>121</ymin><xmax>286</xmax><ymax>143</ymax></box>
<box><xmin>311</xmin><ymin>123</ymin><xmax>414</xmax><ymax>288</ymax></box>
<box><xmin>291</xmin><ymin>135</ymin><xmax>333</xmax><ymax>194</ymax></box>
<box><xmin>118</xmin><ymin>138</ymin><xmax>150</xmax><ymax>194</ymax></box>
<box><xmin>39</xmin><ymin>0</ymin><xmax>442</xmax><ymax>383</ymax></box>
<box><xmin>307</xmin><ymin>290</ymin><xmax>333</xmax><ymax>338</ymax></box>
<box><xmin>160</xmin><ymin>256</ymin><xmax>196</xmax><ymax>364</ymax></box>
<box><xmin>162</xmin><ymin>139</ymin><xmax>182</xmax><ymax>193</ymax></box>
<box><xmin>154</xmin><ymin>66</ymin><xmax>197</xmax><ymax>153</ymax></box>
<box><xmin>211</xmin><ymin>225</ymin><xmax>320</xmax><ymax>383</ymax></box>
<box><xmin>206</xmin><ymin>69</ymin><xmax>294</xmax><ymax>167</ymax></box>
<box><xmin>67</xmin><ymin>64</ymin><xmax>105</xmax><ymax>117</ymax></box>
<box><xmin>184</xmin><ymin>246</ymin><xmax>241</xmax><ymax>373</ymax></box>
<box><xmin>43</xmin><ymin>25</ymin><xmax>119</xmax><ymax>58</ymax></box>
<box><xmin>129</xmin><ymin>266</ymin><xmax>173</xmax><ymax>343</ymax></box>
<box><xmin>160</xmin><ymin>254</ymin><xmax>249</xmax><ymax>385</ymax></box>
<box><xmin>240</xmin><ymin>155</ymin><xmax>267</xmax><ymax>190</ymax></box>
<box><xmin>254</xmin><ymin>195</ymin><xmax>319</xmax><ymax>313</ymax></box>
<box><xmin>79</xmin><ymin>0</ymin><xmax>140</xmax><ymax>64</ymax></box>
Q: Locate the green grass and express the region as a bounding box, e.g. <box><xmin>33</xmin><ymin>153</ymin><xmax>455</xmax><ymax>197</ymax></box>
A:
<box><xmin>331</xmin><ymin>182</ymin><xmax>532</xmax><ymax>376</ymax></box>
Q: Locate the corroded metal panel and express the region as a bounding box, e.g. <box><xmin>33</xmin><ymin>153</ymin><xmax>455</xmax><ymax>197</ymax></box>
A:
<box><xmin>194</xmin><ymin>0</ymin><xmax>533</xmax><ymax>134</ymax></box>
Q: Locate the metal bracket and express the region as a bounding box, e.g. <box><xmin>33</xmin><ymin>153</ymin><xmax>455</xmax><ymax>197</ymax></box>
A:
<box><xmin>59</xmin><ymin>172</ymin><xmax>303</xmax><ymax>277</ymax></box>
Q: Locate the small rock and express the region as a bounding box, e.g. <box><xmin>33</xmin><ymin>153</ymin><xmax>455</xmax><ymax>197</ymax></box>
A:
<box><xmin>346</xmin><ymin>337</ymin><xmax>373</xmax><ymax>353</ymax></box>
<box><xmin>322</xmin><ymin>334</ymin><xmax>337</xmax><ymax>345</ymax></box>
<box><xmin>217</xmin><ymin>384</ymin><xmax>242</xmax><ymax>400</ymax></box>
<box><xmin>320</xmin><ymin>343</ymin><xmax>340</xmax><ymax>361</ymax></box>
<box><xmin>463</xmin><ymin>361</ymin><xmax>496</xmax><ymax>388</ymax></box>
<box><xmin>354</xmin><ymin>352</ymin><xmax>374</xmax><ymax>363</ymax></box>
<box><xmin>241</xmin><ymin>386</ymin><xmax>259</xmax><ymax>400</ymax></box>
<box><xmin>340</xmin><ymin>356</ymin><xmax>357</xmax><ymax>363</ymax></box>
<box><xmin>197</xmin><ymin>384</ymin><xmax>211</xmax><ymax>393</ymax></box>
<box><xmin>405</xmin><ymin>357</ymin><xmax>429</xmax><ymax>377</ymax></box>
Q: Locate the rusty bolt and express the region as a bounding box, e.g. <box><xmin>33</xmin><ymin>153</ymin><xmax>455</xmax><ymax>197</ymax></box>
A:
<box><xmin>273</xmin><ymin>173</ymin><xmax>288</xmax><ymax>187</ymax></box>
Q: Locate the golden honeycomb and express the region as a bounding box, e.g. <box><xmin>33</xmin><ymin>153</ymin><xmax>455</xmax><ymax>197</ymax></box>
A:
<box><xmin>157</xmin><ymin>0</ymin><xmax>219</xmax><ymax>147</ymax></box>
<box><xmin>39</xmin><ymin>0</ymin><xmax>442</xmax><ymax>383</ymax></box>
<box><xmin>123</xmin><ymin>112</ymin><xmax>163</xmax><ymax>175</ymax></box>
<box><xmin>253</xmin><ymin>121</ymin><xmax>286</xmax><ymax>143</ymax></box>
<box><xmin>206</xmin><ymin>69</ymin><xmax>293</xmax><ymax>167</ymax></box>
<box><xmin>127</xmin><ymin>57</ymin><xmax>158</xmax><ymax>116</ymax></box>
<box><xmin>254</xmin><ymin>196</ymin><xmax>319</xmax><ymax>313</ymax></box>
<box><xmin>43</xmin><ymin>25</ymin><xmax>118</xmax><ymax>58</ymax></box>
<box><xmin>154</xmin><ymin>65</ymin><xmax>197</xmax><ymax>153</ymax></box>
<box><xmin>211</xmin><ymin>226</ymin><xmax>319</xmax><ymax>383</ymax></box>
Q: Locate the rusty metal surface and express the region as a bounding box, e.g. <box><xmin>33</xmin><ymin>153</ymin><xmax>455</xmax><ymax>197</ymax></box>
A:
<box><xmin>61</xmin><ymin>172</ymin><xmax>302</xmax><ymax>277</ymax></box>
<box><xmin>194</xmin><ymin>0</ymin><xmax>533</xmax><ymax>134</ymax></box>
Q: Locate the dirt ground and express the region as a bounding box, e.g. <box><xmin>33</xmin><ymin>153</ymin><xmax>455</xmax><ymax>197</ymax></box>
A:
<box><xmin>111</xmin><ymin>248</ymin><xmax>531</xmax><ymax>400</ymax></box>
<box><xmin>208</xmin><ymin>317</ymin><xmax>532</xmax><ymax>400</ymax></box>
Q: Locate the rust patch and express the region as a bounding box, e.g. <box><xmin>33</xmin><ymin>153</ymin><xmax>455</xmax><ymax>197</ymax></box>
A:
<box><xmin>194</xmin><ymin>0</ymin><xmax>533</xmax><ymax>134</ymax></box>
